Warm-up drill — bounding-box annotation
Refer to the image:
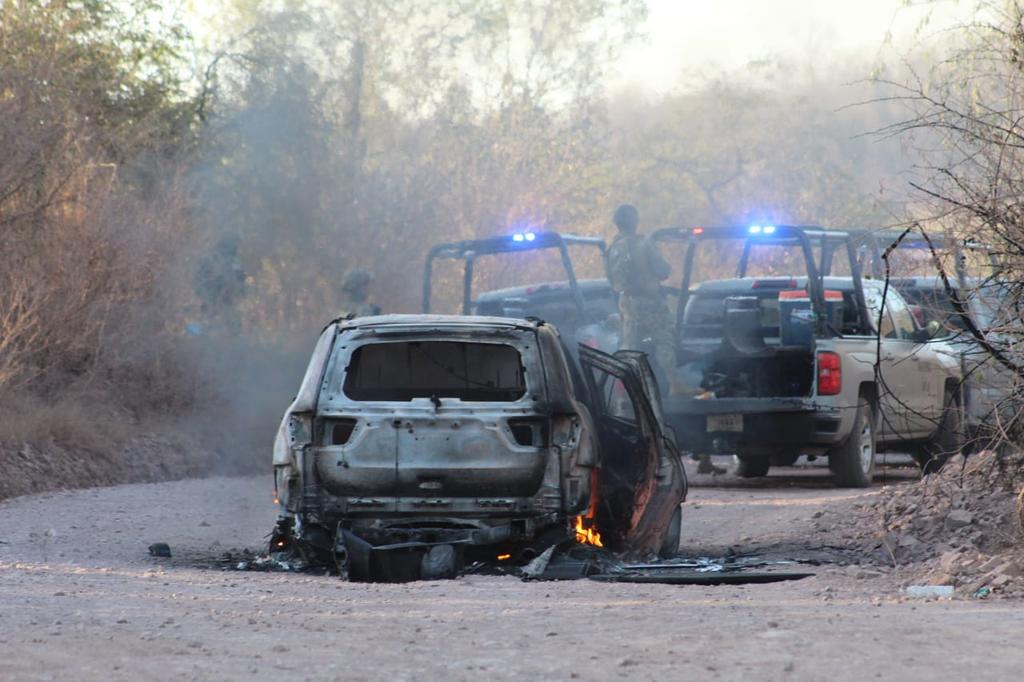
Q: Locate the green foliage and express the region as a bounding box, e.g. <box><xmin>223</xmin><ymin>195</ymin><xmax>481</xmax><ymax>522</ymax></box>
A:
<box><xmin>0</xmin><ymin>0</ymin><xmax>197</xmax><ymax>154</ymax></box>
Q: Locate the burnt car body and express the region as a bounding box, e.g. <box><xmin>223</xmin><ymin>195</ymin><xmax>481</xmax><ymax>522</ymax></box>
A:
<box><xmin>272</xmin><ymin>314</ymin><xmax>686</xmax><ymax>580</ymax></box>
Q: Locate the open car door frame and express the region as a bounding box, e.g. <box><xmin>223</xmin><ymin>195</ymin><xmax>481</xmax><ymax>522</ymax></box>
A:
<box><xmin>578</xmin><ymin>344</ymin><xmax>687</xmax><ymax>555</ymax></box>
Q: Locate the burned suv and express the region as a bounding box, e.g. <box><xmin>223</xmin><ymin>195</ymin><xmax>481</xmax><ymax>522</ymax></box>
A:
<box><xmin>272</xmin><ymin>315</ymin><xmax>686</xmax><ymax>580</ymax></box>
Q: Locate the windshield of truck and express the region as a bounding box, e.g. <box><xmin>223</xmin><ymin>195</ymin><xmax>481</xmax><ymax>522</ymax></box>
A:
<box><xmin>341</xmin><ymin>341</ymin><xmax>526</xmax><ymax>401</ymax></box>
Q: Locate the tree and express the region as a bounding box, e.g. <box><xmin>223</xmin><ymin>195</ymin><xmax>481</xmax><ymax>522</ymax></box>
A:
<box><xmin>193</xmin><ymin>0</ymin><xmax>647</xmax><ymax>328</ymax></box>
<box><xmin>0</xmin><ymin>0</ymin><xmax>197</xmax><ymax>392</ymax></box>
<box><xmin>873</xmin><ymin>0</ymin><xmax>1024</xmax><ymax>443</ymax></box>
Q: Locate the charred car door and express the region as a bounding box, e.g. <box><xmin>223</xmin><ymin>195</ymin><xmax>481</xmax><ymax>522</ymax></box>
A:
<box><xmin>578</xmin><ymin>345</ymin><xmax>686</xmax><ymax>554</ymax></box>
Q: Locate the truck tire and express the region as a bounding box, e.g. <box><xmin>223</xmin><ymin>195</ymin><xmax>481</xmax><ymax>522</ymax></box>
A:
<box><xmin>734</xmin><ymin>456</ymin><xmax>770</xmax><ymax>478</ymax></box>
<box><xmin>828</xmin><ymin>398</ymin><xmax>876</xmax><ymax>488</ymax></box>
<box><xmin>659</xmin><ymin>506</ymin><xmax>682</xmax><ymax>558</ymax></box>
<box><xmin>913</xmin><ymin>388</ymin><xmax>964</xmax><ymax>474</ymax></box>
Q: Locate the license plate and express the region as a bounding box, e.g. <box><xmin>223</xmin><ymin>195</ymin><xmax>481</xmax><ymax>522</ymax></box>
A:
<box><xmin>707</xmin><ymin>414</ymin><xmax>743</xmax><ymax>432</ymax></box>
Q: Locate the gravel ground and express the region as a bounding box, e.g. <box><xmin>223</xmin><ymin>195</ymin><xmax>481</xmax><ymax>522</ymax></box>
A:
<box><xmin>0</xmin><ymin>461</ymin><xmax>1021</xmax><ymax>681</ymax></box>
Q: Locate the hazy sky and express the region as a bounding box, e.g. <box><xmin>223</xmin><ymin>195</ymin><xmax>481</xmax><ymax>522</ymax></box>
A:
<box><xmin>182</xmin><ymin>0</ymin><xmax>969</xmax><ymax>92</ymax></box>
<box><xmin>615</xmin><ymin>0</ymin><xmax>967</xmax><ymax>92</ymax></box>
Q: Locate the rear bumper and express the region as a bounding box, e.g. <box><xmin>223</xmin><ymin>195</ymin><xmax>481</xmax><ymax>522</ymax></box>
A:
<box><xmin>664</xmin><ymin>397</ymin><xmax>847</xmax><ymax>455</ymax></box>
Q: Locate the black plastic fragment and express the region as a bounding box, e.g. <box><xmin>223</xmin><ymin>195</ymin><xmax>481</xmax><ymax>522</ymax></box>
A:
<box><xmin>588</xmin><ymin>571</ymin><xmax>814</xmax><ymax>585</ymax></box>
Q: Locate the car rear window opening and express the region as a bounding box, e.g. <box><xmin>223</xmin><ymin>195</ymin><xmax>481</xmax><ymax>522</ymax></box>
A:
<box><xmin>342</xmin><ymin>341</ymin><xmax>526</xmax><ymax>402</ymax></box>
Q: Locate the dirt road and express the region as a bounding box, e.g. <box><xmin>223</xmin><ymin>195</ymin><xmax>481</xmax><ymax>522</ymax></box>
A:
<box><xmin>0</xmin><ymin>461</ymin><xmax>1020</xmax><ymax>681</ymax></box>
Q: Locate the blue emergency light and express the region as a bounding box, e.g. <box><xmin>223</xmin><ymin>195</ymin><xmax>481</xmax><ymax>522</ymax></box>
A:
<box><xmin>749</xmin><ymin>225</ymin><xmax>776</xmax><ymax>235</ymax></box>
<box><xmin>512</xmin><ymin>232</ymin><xmax>537</xmax><ymax>243</ymax></box>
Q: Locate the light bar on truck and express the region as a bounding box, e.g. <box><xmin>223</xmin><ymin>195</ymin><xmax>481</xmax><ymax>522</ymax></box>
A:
<box><xmin>749</xmin><ymin>225</ymin><xmax>777</xmax><ymax>235</ymax></box>
<box><xmin>512</xmin><ymin>232</ymin><xmax>537</xmax><ymax>243</ymax></box>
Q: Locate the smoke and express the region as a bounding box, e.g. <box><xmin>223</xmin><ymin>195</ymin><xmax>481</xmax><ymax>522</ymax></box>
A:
<box><xmin>166</xmin><ymin>8</ymin><xmax>923</xmax><ymax>473</ymax></box>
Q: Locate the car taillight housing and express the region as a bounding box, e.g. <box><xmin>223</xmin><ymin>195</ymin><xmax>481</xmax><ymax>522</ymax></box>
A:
<box><xmin>817</xmin><ymin>351</ymin><xmax>842</xmax><ymax>396</ymax></box>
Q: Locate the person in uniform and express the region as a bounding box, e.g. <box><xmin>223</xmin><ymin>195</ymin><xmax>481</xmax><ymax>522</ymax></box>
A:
<box><xmin>338</xmin><ymin>269</ymin><xmax>379</xmax><ymax>319</ymax></box>
<box><xmin>606</xmin><ymin>204</ymin><xmax>676</xmax><ymax>385</ymax></box>
<box><xmin>606</xmin><ymin>204</ymin><xmax>724</xmax><ymax>474</ymax></box>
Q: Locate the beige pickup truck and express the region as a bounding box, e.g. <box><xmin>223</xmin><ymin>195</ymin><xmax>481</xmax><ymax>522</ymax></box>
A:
<box><xmin>654</xmin><ymin>226</ymin><xmax>964</xmax><ymax>487</ymax></box>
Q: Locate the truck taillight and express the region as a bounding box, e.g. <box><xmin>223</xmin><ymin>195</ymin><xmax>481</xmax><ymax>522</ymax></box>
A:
<box><xmin>817</xmin><ymin>351</ymin><xmax>842</xmax><ymax>396</ymax></box>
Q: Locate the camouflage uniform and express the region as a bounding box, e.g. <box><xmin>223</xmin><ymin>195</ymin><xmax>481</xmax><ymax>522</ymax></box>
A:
<box><xmin>338</xmin><ymin>269</ymin><xmax>379</xmax><ymax>319</ymax></box>
<box><xmin>607</xmin><ymin>232</ymin><xmax>676</xmax><ymax>377</ymax></box>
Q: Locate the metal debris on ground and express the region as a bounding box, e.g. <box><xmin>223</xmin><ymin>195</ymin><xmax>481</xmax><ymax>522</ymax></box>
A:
<box><xmin>235</xmin><ymin>552</ymin><xmax>307</xmax><ymax>572</ymax></box>
<box><xmin>518</xmin><ymin>543</ymin><xmax>815</xmax><ymax>585</ymax></box>
<box><xmin>147</xmin><ymin>542</ymin><xmax>172</xmax><ymax>558</ymax></box>
<box><xmin>226</xmin><ymin>539</ymin><xmax>816</xmax><ymax>586</ymax></box>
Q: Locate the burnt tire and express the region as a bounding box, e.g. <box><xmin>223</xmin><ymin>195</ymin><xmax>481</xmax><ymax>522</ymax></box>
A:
<box><xmin>734</xmin><ymin>456</ymin><xmax>770</xmax><ymax>478</ymax></box>
<box><xmin>828</xmin><ymin>398</ymin><xmax>876</xmax><ymax>488</ymax></box>
<box><xmin>769</xmin><ymin>453</ymin><xmax>800</xmax><ymax>467</ymax></box>
<box><xmin>659</xmin><ymin>506</ymin><xmax>682</xmax><ymax>558</ymax></box>
<box><xmin>914</xmin><ymin>388</ymin><xmax>964</xmax><ymax>475</ymax></box>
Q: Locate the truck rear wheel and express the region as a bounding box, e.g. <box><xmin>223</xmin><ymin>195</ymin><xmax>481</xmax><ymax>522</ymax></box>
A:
<box><xmin>734</xmin><ymin>456</ymin><xmax>770</xmax><ymax>478</ymax></box>
<box><xmin>828</xmin><ymin>398</ymin><xmax>876</xmax><ymax>488</ymax></box>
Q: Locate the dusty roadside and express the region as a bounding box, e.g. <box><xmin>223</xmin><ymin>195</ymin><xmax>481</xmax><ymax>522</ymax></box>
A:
<box><xmin>0</xmin><ymin>465</ymin><xmax>1021</xmax><ymax>681</ymax></box>
<box><xmin>0</xmin><ymin>436</ymin><xmax>219</xmax><ymax>502</ymax></box>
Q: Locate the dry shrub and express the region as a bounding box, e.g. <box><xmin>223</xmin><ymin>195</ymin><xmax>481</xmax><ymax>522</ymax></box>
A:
<box><xmin>0</xmin><ymin>390</ymin><xmax>132</xmax><ymax>453</ymax></box>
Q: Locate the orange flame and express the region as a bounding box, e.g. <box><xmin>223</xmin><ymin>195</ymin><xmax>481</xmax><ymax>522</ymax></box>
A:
<box><xmin>574</xmin><ymin>515</ymin><xmax>603</xmax><ymax>548</ymax></box>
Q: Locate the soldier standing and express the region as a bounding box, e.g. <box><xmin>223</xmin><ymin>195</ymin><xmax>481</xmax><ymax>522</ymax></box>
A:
<box><xmin>338</xmin><ymin>269</ymin><xmax>380</xmax><ymax>319</ymax></box>
<box><xmin>606</xmin><ymin>205</ymin><xmax>724</xmax><ymax>475</ymax></box>
<box><xmin>606</xmin><ymin>204</ymin><xmax>677</xmax><ymax>387</ymax></box>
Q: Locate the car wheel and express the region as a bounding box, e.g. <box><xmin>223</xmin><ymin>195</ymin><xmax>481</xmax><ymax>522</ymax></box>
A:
<box><xmin>914</xmin><ymin>388</ymin><xmax>964</xmax><ymax>474</ymax></box>
<box><xmin>769</xmin><ymin>453</ymin><xmax>800</xmax><ymax>467</ymax></box>
<box><xmin>734</xmin><ymin>456</ymin><xmax>770</xmax><ymax>478</ymax></box>
<box><xmin>828</xmin><ymin>397</ymin><xmax>876</xmax><ymax>488</ymax></box>
<box><xmin>659</xmin><ymin>506</ymin><xmax>682</xmax><ymax>558</ymax></box>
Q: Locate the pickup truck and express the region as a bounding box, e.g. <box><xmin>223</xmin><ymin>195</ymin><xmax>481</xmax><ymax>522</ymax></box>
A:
<box><xmin>422</xmin><ymin>231</ymin><xmax>618</xmax><ymax>352</ymax></box>
<box><xmin>653</xmin><ymin>226</ymin><xmax>964</xmax><ymax>487</ymax></box>
<box><xmin>893</xmin><ymin>275</ymin><xmax>1009</xmax><ymax>451</ymax></box>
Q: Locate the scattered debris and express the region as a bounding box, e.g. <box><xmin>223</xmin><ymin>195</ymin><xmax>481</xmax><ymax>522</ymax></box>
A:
<box><xmin>520</xmin><ymin>546</ymin><xmax>558</xmax><ymax>579</ymax></box>
<box><xmin>590</xmin><ymin>571</ymin><xmax>813</xmax><ymax>585</ymax></box>
<box><xmin>236</xmin><ymin>552</ymin><xmax>306</xmax><ymax>572</ymax></box>
<box><xmin>826</xmin><ymin>449</ymin><xmax>1024</xmax><ymax>598</ymax></box>
<box><xmin>233</xmin><ymin>533</ymin><xmax>817</xmax><ymax>587</ymax></box>
<box><xmin>147</xmin><ymin>543</ymin><xmax>171</xmax><ymax>558</ymax></box>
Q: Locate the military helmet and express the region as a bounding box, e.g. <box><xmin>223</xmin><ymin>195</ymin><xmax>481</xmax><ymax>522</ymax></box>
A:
<box><xmin>342</xmin><ymin>269</ymin><xmax>373</xmax><ymax>292</ymax></box>
<box><xmin>613</xmin><ymin>204</ymin><xmax>639</xmax><ymax>232</ymax></box>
